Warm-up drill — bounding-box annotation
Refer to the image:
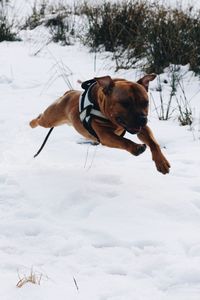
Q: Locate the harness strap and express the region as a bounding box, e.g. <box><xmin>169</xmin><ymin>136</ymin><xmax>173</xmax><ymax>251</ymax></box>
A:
<box><xmin>80</xmin><ymin>107</ymin><xmax>108</xmax><ymax>123</ymax></box>
<box><xmin>79</xmin><ymin>79</ymin><xmax>109</xmax><ymax>141</ymax></box>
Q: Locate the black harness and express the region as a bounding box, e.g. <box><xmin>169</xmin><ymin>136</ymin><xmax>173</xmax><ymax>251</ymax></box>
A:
<box><xmin>79</xmin><ymin>79</ymin><xmax>108</xmax><ymax>141</ymax></box>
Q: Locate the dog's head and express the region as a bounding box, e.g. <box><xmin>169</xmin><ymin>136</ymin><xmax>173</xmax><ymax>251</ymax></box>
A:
<box><xmin>95</xmin><ymin>74</ymin><xmax>156</xmax><ymax>134</ymax></box>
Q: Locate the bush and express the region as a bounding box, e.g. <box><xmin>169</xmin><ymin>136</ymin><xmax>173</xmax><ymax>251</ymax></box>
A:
<box><xmin>80</xmin><ymin>0</ymin><xmax>200</xmax><ymax>75</ymax></box>
<box><xmin>45</xmin><ymin>12</ymin><xmax>74</xmax><ymax>45</ymax></box>
<box><xmin>24</xmin><ymin>1</ymin><xmax>75</xmax><ymax>45</ymax></box>
<box><xmin>0</xmin><ymin>0</ymin><xmax>18</xmax><ymax>42</ymax></box>
<box><xmin>146</xmin><ymin>6</ymin><xmax>200</xmax><ymax>74</ymax></box>
<box><xmin>79</xmin><ymin>1</ymin><xmax>149</xmax><ymax>68</ymax></box>
<box><xmin>24</xmin><ymin>1</ymin><xmax>47</xmax><ymax>30</ymax></box>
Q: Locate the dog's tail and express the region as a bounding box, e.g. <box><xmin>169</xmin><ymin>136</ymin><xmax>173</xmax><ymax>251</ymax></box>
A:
<box><xmin>33</xmin><ymin>127</ymin><xmax>54</xmax><ymax>158</ymax></box>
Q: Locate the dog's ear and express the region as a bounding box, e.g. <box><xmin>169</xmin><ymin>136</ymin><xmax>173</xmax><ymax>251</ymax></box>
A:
<box><xmin>137</xmin><ymin>74</ymin><xmax>156</xmax><ymax>92</ymax></box>
<box><xmin>95</xmin><ymin>76</ymin><xmax>114</xmax><ymax>95</ymax></box>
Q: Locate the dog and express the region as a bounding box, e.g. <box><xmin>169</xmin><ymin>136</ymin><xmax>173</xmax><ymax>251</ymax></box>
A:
<box><xmin>30</xmin><ymin>74</ymin><xmax>170</xmax><ymax>174</ymax></box>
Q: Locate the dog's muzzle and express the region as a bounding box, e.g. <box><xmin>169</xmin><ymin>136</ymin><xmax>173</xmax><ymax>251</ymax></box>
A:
<box><xmin>116</xmin><ymin>115</ymin><xmax>147</xmax><ymax>134</ymax></box>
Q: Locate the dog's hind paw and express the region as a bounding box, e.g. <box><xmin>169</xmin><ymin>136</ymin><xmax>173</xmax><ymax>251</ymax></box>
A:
<box><xmin>29</xmin><ymin>119</ymin><xmax>38</xmax><ymax>128</ymax></box>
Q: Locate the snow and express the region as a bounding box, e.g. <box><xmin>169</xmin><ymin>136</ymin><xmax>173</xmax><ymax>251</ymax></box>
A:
<box><xmin>1</xmin><ymin>2</ymin><xmax>200</xmax><ymax>299</ymax></box>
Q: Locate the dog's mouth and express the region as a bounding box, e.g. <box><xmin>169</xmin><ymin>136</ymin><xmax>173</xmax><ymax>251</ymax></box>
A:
<box><xmin>126</xmin><ymin>127</ymin><xmax>142</xmax><ymax>134</ymax></box>
<box><xmin>116</xmin><ymin>117</ymin><xmax>143</xmax><ymax>134</ymax></box>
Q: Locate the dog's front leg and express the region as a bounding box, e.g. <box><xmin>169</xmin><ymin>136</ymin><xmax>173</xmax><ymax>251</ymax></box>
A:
<box><xmin>100</xmin><ymin>133</ymin><xmax>146</xmax><ymax>156</ymax></box>
<box><xmin>137</xmin><ymin>125</ymin><xmax>171</xmax><ymax>174</ymax></box>
<box><xmin>92</xmin><ymin>123</ymin><xmax>146</xmax><ymax>156</ymax></box>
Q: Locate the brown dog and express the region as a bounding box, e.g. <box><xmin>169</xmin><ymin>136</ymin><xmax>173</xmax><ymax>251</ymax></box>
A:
<box><xmin>30</xmin><ymin>74</ymin><xmax>170</xmax><ymax>174</ymax></box>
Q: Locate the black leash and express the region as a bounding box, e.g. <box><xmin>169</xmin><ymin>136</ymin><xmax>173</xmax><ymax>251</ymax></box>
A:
<box><xmin>33</xmin><ymin>127</ymin><xmax>54</xmax><ymax>158</ymax></box>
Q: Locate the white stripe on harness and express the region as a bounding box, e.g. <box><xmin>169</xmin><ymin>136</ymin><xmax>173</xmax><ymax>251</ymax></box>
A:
<box><xmin>79</xmin><ymin>87</ymin><xmax>108</xmax><ymax>122</ymax></box>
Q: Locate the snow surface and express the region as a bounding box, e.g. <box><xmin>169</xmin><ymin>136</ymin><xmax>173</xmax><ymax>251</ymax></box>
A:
<box><xmin>1</xmin><ymin>2</ymin><xmax>200</xmax><ymax>299</ymax></box>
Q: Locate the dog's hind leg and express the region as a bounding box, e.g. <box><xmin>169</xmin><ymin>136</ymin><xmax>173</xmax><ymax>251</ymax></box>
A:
<box><xmin>30</xmin><ymin>110</ymin><xmax>68</xmax><ymax>129</ymax></box>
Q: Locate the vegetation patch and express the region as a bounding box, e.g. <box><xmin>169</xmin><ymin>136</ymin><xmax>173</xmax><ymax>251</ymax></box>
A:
<box><xmin>0</xmin><ymin>0</ymin><xmax>19</xmax><ymax>42</ymax></box>
<box><xmin>80</xmin><ymin>1</ymin><xmax>200</xmax><ymax>75</ymax></box>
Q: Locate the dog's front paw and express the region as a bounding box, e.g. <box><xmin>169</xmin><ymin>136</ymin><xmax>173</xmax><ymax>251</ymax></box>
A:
<box><xmin>133</xmin><ymin>144</ymin><xmax>146</xmax><ymax>156</ymax></box>
<box><xmin>154</xmin><ymin>156</ymin><xmax>171</xmax><ymax>174</ymax></box>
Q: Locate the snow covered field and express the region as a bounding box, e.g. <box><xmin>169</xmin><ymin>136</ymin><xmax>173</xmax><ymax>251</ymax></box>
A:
<box><xmin>1</xmin><ymin>1</ymin><xmax>200</xmax><ymax>299</ymax></box>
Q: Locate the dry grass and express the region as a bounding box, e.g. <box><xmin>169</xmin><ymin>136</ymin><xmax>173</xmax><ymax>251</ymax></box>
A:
<box><xmin>16</xmin><ymin>269</ymin><xmax>43</xmax><ymax>288</ymax></box>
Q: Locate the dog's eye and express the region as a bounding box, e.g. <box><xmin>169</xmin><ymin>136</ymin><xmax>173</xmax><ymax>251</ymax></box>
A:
<box><xmin>120</xmin><ymin>100</ymin><xmax>130</xmax><ymax>108</ymax></box>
